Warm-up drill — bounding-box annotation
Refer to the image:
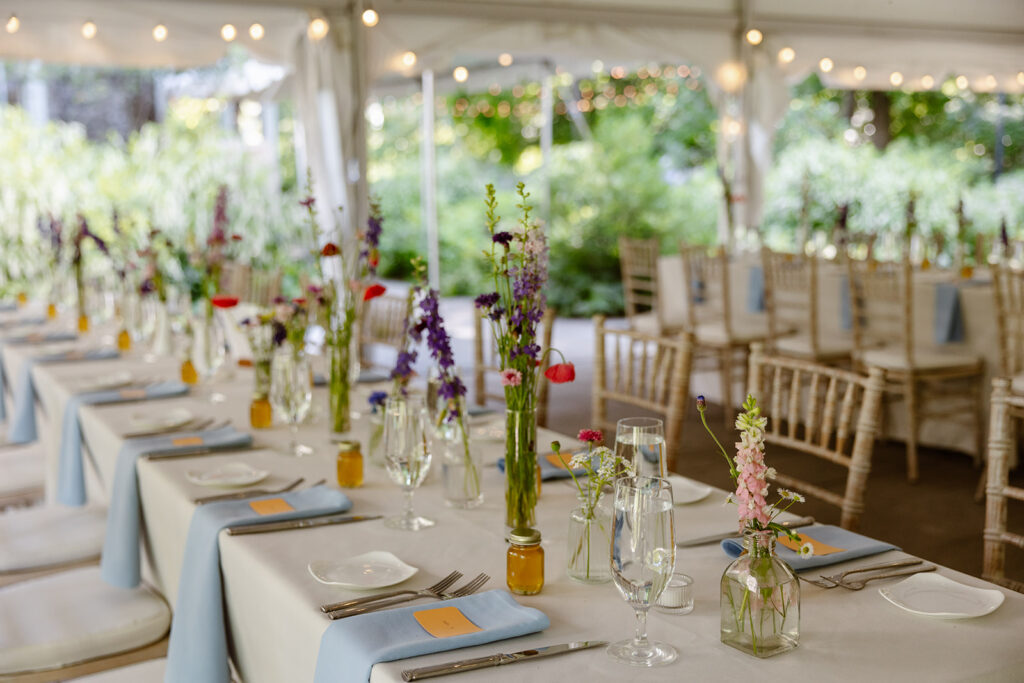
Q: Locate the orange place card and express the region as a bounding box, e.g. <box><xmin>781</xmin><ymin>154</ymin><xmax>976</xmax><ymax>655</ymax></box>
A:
<box><xmin>545</xmin><ymin>453</ymin><xmax>572</xmax><ymax>469</ymax></box>
<box><xmin>26</xmin><ymin>333</ymin><xmax>43</xmax><ymax>342</ymax></box>
<box><xmin>171</xmin><ymin>436</ymin><xmax>203</xmax><ymax>447</ymax></box>
<box><xmin>778</xmin><ymin>532</ymin><xmax>845</xmax><ymax>556</ymax></box>
<box><xmin>413</xmin><ymin>606</ymin><xmax>484</xmax><ymax>639</ymax></box>
<box><xmin>65</xmin><ymin>351</ymin><xmax>83</xmax><ymax>360</ymax></box>
<box><xmin>119</xmin><ymin>389</ymin><xmax>147</xmax><ymax>400</ymax></box>
<box><xmin>249</xmin><ymin>498</ymin><xmax>294</xmax><ymax>516</ymax></box>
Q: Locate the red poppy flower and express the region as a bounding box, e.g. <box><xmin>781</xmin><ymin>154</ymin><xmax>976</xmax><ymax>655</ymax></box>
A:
<box><xmin>544</xmin><ymin>362</ymin><xmax>575</xmax><ymax>384</ymax></box>
<box><xmin>211</xmin><ymin>295</ymin><xmax>239</xmax><ymax>309</ymax></box>
<box><xmin>300</xmin><ymin>196</ymin><xmax>315</xmax><ymax>208</ymax></box>
<box><xmin>321</xmin><ymin>242</ymin><xmax>340</xmax><ymax>257</ymax></box>
<box><xmin>363</xmin><ymin>283</ymin><xmax>386</xmax><ymax>301</ymax></box>
<box><xmin>230</xmin><ymin>234</ymin><xmax>243</xmax><ymax>242</ymax></box>
<box><xmin>292</xmin><ymin>297</ymin><xmax>306</xmax><ymax>305</ymax></box>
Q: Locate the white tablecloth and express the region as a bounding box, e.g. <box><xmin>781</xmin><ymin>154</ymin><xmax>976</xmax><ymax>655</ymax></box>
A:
<box><xmin>6</xmin><ymin>326</ymin><xmax>1024</xmax><ymax>682</ymax></box>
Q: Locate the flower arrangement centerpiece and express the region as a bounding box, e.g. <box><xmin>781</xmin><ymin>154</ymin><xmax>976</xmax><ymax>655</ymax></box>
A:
<box><xmin>698</xmin><ymin>394</ymin><xmax>808</xmax><ymax>658</ymax></box>
<box><xmin>38</xmin><ymin>215</ymin><xmax>65</xmax><ymax>320</ymax></box>
<box><xmin>367</xmin><ymin>390</ymin><xmax>389</xmax><ymax>466</ymax></box>
<box><xmin>71</xmin><ymin>215</ymin><xmax>109</xmax><ymax>332</ymax></box>
<box><xmin>240</xmin><ymin>308</ymin><xmax>280</xmax><ymax>429</ymax></box>
<box><xmin>139</xmin><ymin>227</ymin><xmax>174</xmax><ymax>354</ymax></box>
<box><xmin>474</xmin><ymin>182</ymin><xmax>575</xmax><ymax>530</ymax></box>
<box><xmin>300</xmin><ymin>186</ymin><xmax>385</xmax><ymax>435</ymax></box>
<box><xmin>553</xmin><ymin>430</ymin><xmax>633</xmax><ymax>583</ymax></box>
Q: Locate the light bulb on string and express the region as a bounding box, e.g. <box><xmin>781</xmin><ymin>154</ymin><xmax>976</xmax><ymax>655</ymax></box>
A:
<box><xmin>921</xmin><ymin>74</ymin><xmax>934</xmax><ymax>89</ymax></box>
<box><xmin>745</xmin><ymin>28</ymin><xmax>763</xmax><ymax>46</ymax></box>
<box><xmin>362</xmin><ymin>8</ymin><xmax>379</xmax><ymax>27</ymax></box>
<box><xmin>152</xmin><ymin>24</ymin><xmax>168</xmax><ymax>42</ymax></box>
<box><xmin>308</xmin><ymin>18</ymin><xmax>329</xmax><ymax>40</ymax></box>
<box><xmin>401</xmin><ymin>51</ymin><xmax>417</xmax><ymax>67</ymax></box>
<box><xmin>82</xmin><ymin>20</ymin><xmax>97</xmax><ymax>39</ymax></box>
<box><xmin>777</xmin><ymin>47</ymin><xmax>795</xmax><ymax>64</ymax></box>
<box><xmin>221</xmin><ymin>24</ymin><xmax>236</xmax><ymax>41</ymax></box>
<box><xmin>453</xmin><ymin>66</ymin><xmax>468</xmax><ymax>83</ymax></box>
<box><xmin>5</xmin><ymin>14</ymin><xmax>18</xmax><ymax>33</ymax></box>
<box><xmin>498</xmin><ymin>53</ymin><xmax>513</xmax><ymax>67</ymax></box>
<box><xmin>249</xmin><ymin>23</ymin><xmax>265</xmax><ymax>40</ymax></box>
<box><xmin>890</xmin><ymin>71</ymin><xmax>903</xmax><ymax>87</ymax></box>
<box><xmin>818</xmin><ymin>57</ymin><xmax>834</xmax><ymax>73</ymax></box>
<box><xmin>955</xmin><ymin>75</ymin><xmax>968</xmax><ymax>90</ymax></box>
<box><xmin>853</xmin><ymin>66</ymin><xmax>866</xmax><ymax>81</ymax></box>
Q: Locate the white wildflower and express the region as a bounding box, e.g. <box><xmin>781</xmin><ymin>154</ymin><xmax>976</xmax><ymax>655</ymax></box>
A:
<box><xmin>766</xmin><ymin>467</ymin><xmax>777</xmax><ymax>479</ymax></box>
<box><xmin>798</xmin><ymin>542</ymin><xmax>814</xmax><ymax>557</ymax></box>
<box><xmin>568</xmin><ymin>453</ymin><xmax>589</xmax><ymax>470</ymax></box>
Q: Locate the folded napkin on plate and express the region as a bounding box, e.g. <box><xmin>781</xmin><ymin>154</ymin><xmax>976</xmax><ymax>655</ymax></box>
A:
<box><xmin>7</xmin><ymin>347</ymin><xmax>119</xmax><ymax>440</ymax></box>
<box><xmin>497</xmin><ymin>452</ymin><xmax>588</xmax><ymax>480</ymax></box>
<box><xmin>165</xmin><ymin>486</ymin><xmax>352</xmax><ymax>683</ymax></box>
<box><xmin>313</xmin><ymin>589</ymin><xmax>550</xmax><ymax>683</ymax></box>
<box><xmin>56</xmin><ymin>381</ymin><xmax>190</xmax><ymax>506</ymax></box>
<box><xmin>100</xmin><ymin>424</ymin><xmax>254</xmax><ymax>588</ymax></box>
<box><xmin>721</xmin><ymin>524</ymin><xmax>898</xmax><ymax>571</ymax></box>
<box><xmin>0</xmin><ymin>331</ymin><xmax>78</xmax><ymax>421</ymax></box>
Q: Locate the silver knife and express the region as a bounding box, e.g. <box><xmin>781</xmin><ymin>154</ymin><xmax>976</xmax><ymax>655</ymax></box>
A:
<box><xmin>676</xmin><ymin>516</ymin><xmax>816</xmax><ymax>548</ymax></box>
<box><xmin>144</xmin><ymin>443</ymin><xmax>254</xmax><ymax>461</ymax></box>
<box><xmin>226</xmin><ymin>514</ymin><xmax>383</xmax><ymax>535</ymax></box>
<box><xmin>401</xmin><ymin>641</ymin><xmax>607</xmax><ymax>681</ymax></box>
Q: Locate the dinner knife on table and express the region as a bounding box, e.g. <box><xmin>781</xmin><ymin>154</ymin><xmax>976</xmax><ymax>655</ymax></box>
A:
<box><xmin>676</xmin><ymin>515</ymin><xmax>816</xmax><ymax>548</ymax></box>
<box><xmin>400</xmin><ymin>641</ymin><xmax>607</xmax><ymax>681</ymax></box>
<box><xmin>226</xmin><ymin>514</ymin><xmax>382</xmax><ymax>535</ymax></box>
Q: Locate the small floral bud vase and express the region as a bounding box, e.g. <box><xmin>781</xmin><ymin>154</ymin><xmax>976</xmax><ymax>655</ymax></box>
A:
<box><xmin>566</xmin><ymin>491</ymin><xmax>611</xmax><ymax>583</ymax></box>
<box><xmin>720</xmin><ymin>529</ymin><xmax>800</xmax><ymax>657</ymax></box>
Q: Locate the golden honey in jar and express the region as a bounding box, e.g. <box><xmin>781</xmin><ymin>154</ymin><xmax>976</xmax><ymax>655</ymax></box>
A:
<box><xmin>77</xmin><ymin>314</ymin><xmax>89</xmax><ymax>332</ymax></box>
<box><xmin>117</xmin><ymin>328</ymin><xmax>132</xmax><ymax>351</ymax></box>
<box><xmin>960</xmin><ymin>265</ymin><xmax>974</xmax><ymax>280</ymax></box>
<box><xmin>335</xmin><ymin>439</ymin><xmax>364</xmax><ymax>488</ymax></box>
<box><xmin>46</xmin><ymin>303</ymin><xmax>57</xmax><ymax>320</ymax></box>
<box><xmin>16</xmin><ymin>292</ymin><xmax>27</xmax><ymax>306</ymax></box>
<box><xmin>250</xmin><ymin>396</ymin><xmax>273</xmax><ymax>429</ymax></box>
<box><xmin>180</xmin><ymin>358</ymin><xmax>199</xmax><ymax>385</ymax></box>
<box><xmin>506</xmin><ymin>527</ymin><xmax>544</xmax><ymax>595</ymax></box>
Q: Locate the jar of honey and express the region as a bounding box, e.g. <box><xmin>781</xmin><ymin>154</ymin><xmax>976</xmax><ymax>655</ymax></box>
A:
<box><xmin>180</xmin><ymin>358</ymin><xmax>198</xmax><ymax>385</ymax></box>
<box><xmin>249</xmin><ymin>358</ymin><xmax>273</xmax><ymax>429</ymax></box>
<box><xmin>46</xmin><ymin>302</ymin><xmax>57</xmax><ymax>320</ymax></box>
<box><xmin>117</xmin><ymin>328</ymin><xmax>132</xmax><ymax>351</ymax></box>
<box><xmin>77</xmin><ymin>314</ymin><xmax>89</xmax><ymax>333</ymax></box>
<box><xmin>507</xmin><ymin>527</ymin><xmax>544</xmax><ymax>595</ymax></box>
<box><xmin>335</xmin><ymin>439</ymin><xmax>363</xmax><ymax>488</ymax></box>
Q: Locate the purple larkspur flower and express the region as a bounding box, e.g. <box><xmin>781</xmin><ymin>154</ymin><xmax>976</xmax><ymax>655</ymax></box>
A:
<box><xmin>487</xmin><ymin>306</ymin><xmax>504</xmax><ymax>321</ymax></box>
<box><xmin>368</xmin><ymin>391</ymin><xmax>388</xmax><ymax>411</ymax></box>
<box><xmin>271</xmin><ymin>320</ymin><xmax>287</xmax><ymax>347</ymax></box>
<box><xmin>390</xmin><ymin>349</ymin><xmax>418</xmax><ymax>382</ymax></box>
<box><xmin>492</xmin><ymin>231</ymin><xmax>513</xmax><ymax>247</ymax></box>
<box><xmin>417</xmin><ymin>288</ymin><xmax>466</xmax><ymax>410</ymax></box>
<box><xmin>510</xmin><ymin>343</ymin><xmax>541</xmax><ymax>361</ymax></box>
<box><xmin>208</xmin><ymin>185</ymin><xmax>229</xmax><ymax>247</ymax></box>
<box><xmin>474</xmin><ymin>292</ymin><xmax>499</xmax><ymax>309</ymax></box>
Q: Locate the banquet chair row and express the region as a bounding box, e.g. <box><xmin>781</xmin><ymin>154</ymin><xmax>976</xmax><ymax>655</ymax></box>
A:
<box><xmin>219</xmin><ymin>263</ymin><xmax>282</xmax><ymax>307</ymax></box>
<box><xmin>359</xmin><ymin>293</ymin><xmax>407</xmax><ymax>369</ymax></box>
<box><xmin>984</xmin><ymin>377</ymin><xmax>1024</xmax><ymax>593</ymax></box>
<box><xmin>617</xmin><ymin>236</ymin><xmax>672</xmax><ymax>336</ymax></box>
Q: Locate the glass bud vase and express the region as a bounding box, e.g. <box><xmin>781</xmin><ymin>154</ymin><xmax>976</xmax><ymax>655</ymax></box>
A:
<box><xmin>328</xmin><ymin>322</ymin><xmax>359</xmax><ymax>435</ymax></box>
<box><xmin>566</xmin><ymin>491</ymin><xmax>612</xmax><ymax>583</ymax></box>
<box><xmin>437</xmin><ymin>398</ymin><xmax>483</xmax><ymax>509</ymax></box>
<box><xmin>721</xmin><ymin>529</ymin><xmax>800</xmax><ymax>658</ymax></box>
<box><xmin>504</xmin><ymin>407</ymin><xmax>538</xmax><ymax>531</ymax></box>
<box><xmin>367</xmin><ymin>410</ymin><xmax>386</xmax><ymax>467</ymax></box>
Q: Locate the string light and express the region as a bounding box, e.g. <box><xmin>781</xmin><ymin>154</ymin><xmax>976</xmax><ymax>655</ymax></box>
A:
<box><xmin>745</xmin><ymin>28</ymin><xmax>763</xmax><ymax>46</ymax></box>
<box><xmin>777</xmin><ymin>47</ymin><xmax>795</xmax><ymax>64</ymax></box>
<box><xmin>498</xmin><ymin>53</ymin><xmax>513</xmax><ymax>67</ymax></box>
<box><xmin>818</xmin><ymin>57</ymin><xmax>834</xmax><ymax>73</ymax></box>
<box><xmin>152</xmin><ymin>24</ymin><xmax>168</xmax><ymax>42</ymax></box>
<box><xmin>5</xmin><ymin>14</ymin><xmax>18</xmax><ymax>33</ymax></box>
<box><xmin>81</xmin><ymin>20</ymin><xmax>97</xmax><ymax>39</ymax></box>
<box><xmin>221</xmin><ymin>24</ymin><xmax>236</xmax><ymax>41</ymax></box>
<box><xmin>249</xmin><ymin>23</ymin><xmax>265</xmax><ymax>40</ymax></box>
<box><xmin>1017</xmin><ymin>72</ymin><xmax>1024</xmax><ymax>86</ymax></box>
<box><xmin>853</xmin><ymin>66</ymin><xmax>866</xmax><ymax>81</ymax></box>
<box><xmin>921</xmin><ymin>74</ymin><xmax>934</xmax><ymax>89</ymax></box>
<box><xmin>955</xmin><ymin>75</ymin><xmax>968</xmax><ymax>89</ymax></box>
<box><xmin>984</xmin><ymin>74</ymin><xmax>998</xmax><ymax>90</ymax></box>
<box><xmin>890</xmin><ymin>71</ymin><xmax>903</xmax><ymax>87</ymax></box>
<box><xmin>361</xmin><ymin>9</ymin><xmax>379</xmax><ymax>27</ymax></box>
<box><xmin>401</xmin><ymin>51</ymin><xmax>417</xmax><ymax>67</ymax></box>
<box><xmin>308</xmin><ymin>18</ymin><xmax>329</xmax><ymax>40</ymax></box>
<box><xmin>453</xmin><ymin>66</ymin><xmax>468</xmax><ymax>83</ymax></box>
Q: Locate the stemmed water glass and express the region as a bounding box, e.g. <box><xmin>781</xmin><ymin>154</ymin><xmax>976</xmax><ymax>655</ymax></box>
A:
<box><xmin>608</xmin><ymin>476</ymin><xmax>677</xmax><ymax>667</ymax></box>
<box><xmin>270</xmin><ymin>350</ymin><xmax>313</xmax><ymax>456</ymax></box>
<box><xmin>383</xmin><ymin>394</ymin><xmax>435</xmax><ymax>530</ymax></box>
<box><xmin>614</xmin><ymin>417</ymin><xmax>666</xmax><ymax>478</ymax></box>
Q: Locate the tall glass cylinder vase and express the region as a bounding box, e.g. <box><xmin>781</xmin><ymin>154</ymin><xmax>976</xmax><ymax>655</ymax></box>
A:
<box><xmin>504</xmin><ymin>407</ymin><xmax>538</xmax><ymax>531</ymax></box>
<box><xmin>721</xmin><ymin>529</ymin><xmax>800</xmax><ymax>658</ymax></box>
<box><xmin>566</xmin><ymin>492</ymin><xmax>612</xmax><ymax>583</ymax></box>
<box><xmin>437</xmin><ymin>398</ymin><xmax>483</xmax><ymax>509</ymax></box>
<box><xmin>328</xmin><ymin>320</ymin><xmax>359</xmax><ymax>434</ymax></box>
<box><xmin>151</xmin><ymin>303</ymin><xmax>172</xmax><ymax>356</ymax></box>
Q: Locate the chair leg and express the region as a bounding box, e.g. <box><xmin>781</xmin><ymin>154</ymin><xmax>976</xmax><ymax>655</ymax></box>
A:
<box><xmin>973</xmin><ymin>376</ymin><xmax>985</xmax><ymax>469</ymax></box>
<box><xmin>719</xmin><ymin>348</ymin><xmax>733</xmax><ymax>427</ymax></box>
<box><xmin>904</xmin><ymin>376</ymin><xmax>919</xmax><ymax>483</ymax></box>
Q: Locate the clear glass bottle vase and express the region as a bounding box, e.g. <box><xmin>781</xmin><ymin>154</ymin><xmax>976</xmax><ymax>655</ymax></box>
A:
<box><xmin>720</xmin><ymin>529</ymin><xmax>800</xmax><ymax>658</ymax></box>
<box><xmin>437</xmin><ymin>398</ymin><xmax>483</xmax><ymax>509</ymax></box>
<box><xmin>566</xmin><ymin>491</ymin><xmax>612</xmax><ymax>583</ymax></box>
<box><xmin>504</xmin><ymin>407</ymin><xmax>538</xmax><ymax>531</ymax></box>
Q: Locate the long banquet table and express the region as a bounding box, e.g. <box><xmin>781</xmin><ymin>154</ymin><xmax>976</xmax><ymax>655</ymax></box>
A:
<box><xmin>5</xmin><ymin>319</ymin><xmax>1024</xmax><ymax>682</ymax></box>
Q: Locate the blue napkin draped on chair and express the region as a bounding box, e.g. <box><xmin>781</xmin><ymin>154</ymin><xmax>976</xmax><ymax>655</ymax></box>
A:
<box><xmin>313</xmin><ymin>589</ymin><xmax>550</xmax><ymax>683</ymax></box>
<box><xmin>0</xmin><ymin>331</ymin><xmax>78</xmax><ymax>422</ymax></box>
<box><xmin>100</xmin><ymin>424</ymin><xmax>254</xmax><ymax>589</ymax></box>
<box><xmin>747</xmin><ymin>265</ymin><xmax>765</xmax><ymax>313</ymax></box>
<box><xmin>56</xmin><ymin>380</ymin><xmax>189</xmax><ymax>506</ymax></box>
<box><xmin>933</xmin><ymin>282</ymin><xmax>966</xmax><ymax>344</ymax></box>
<box><xmin>164</xmin><ymin>486</ymin><xmax>352</xmax><ymax>683</ymax></box>
<box><xmin>721</xmin><ymin>524</ymin><xmax>898</xmax><ymax>571</ymax></box>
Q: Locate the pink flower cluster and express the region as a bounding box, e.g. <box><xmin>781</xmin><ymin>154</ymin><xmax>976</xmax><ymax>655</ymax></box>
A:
<box><xmin>500</xmin><ymin>368</ymin><xmax>522</xmax><ymax>387</ymax></box>
<box><xmin>734</xmin><ymin>443</ymin><xmax>771</xmax><ymax>527</ymax></box>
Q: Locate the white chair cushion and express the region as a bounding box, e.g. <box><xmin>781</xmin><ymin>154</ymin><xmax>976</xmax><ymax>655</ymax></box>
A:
<box><xmin>0</xmin><ymin>566</ymin><xmax>170</xmax><ymax>675</ymax></box>
<box><xmin>775</xmin><ymin>334</ymin><xmax>853</xmax><ymax>359</ymax></box>
<box><xmin>1012</xmin><ymin>374</ymin><xmax>1024</xmax><ymax>395</ymax></box>
<box><xmin>859</xmin><ymin>347</ymin><xmax>981</xmax><ymax>372</ymax></box>
<box><xmin>0</xmin><ymin>505</ymin><xmax>106</xmax><ymax>572</ymax></box>
<box><xmin>71</xmin><ymin>657</ymin><xmax>166</xmax><ymax>682</ymax></box>
<box><xmin>629</xmin><ymin>312</ymin><xmax>662</xmax><ymax>336</ymax></box>
<box><xmin>695</xmin><ymin>319</ymin><xmax>768</xmax><ymax>346</ymax></box>
<box><xmin>0</xmin><ymin>443</ymin><xmax>45</xmax><ymax>495</ymax></box>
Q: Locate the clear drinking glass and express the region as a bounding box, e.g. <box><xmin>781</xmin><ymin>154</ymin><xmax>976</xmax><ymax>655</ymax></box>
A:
<box><xmin>270</xmin><ymin>349</ymin><xmax>313</xmax><ymax>456</ymax></box>
<box><xmin>614</xmin><ymin>417</ymin><xmax>666</xmax><ymax>478</ymax></box>
<box><xmin>383</xmin><ymin>395</ymin><xmax>435</xmax><ymax>530</ymax></box>
<box><xmin>193</xmin><ymin>311</ymin><xmax>228</xmax><ymax>402</ymax></box>
<box><xmin>608</xmin><ymin>476</ymin><xmax>677</xmax><ymax>667</ymax></box>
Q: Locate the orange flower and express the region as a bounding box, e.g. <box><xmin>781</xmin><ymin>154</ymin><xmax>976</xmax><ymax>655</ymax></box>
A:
<box><xmin>363</xmin><ymin>283</ymin><xmax>386</xmax><ymax>301</ymax></box>
<box><xmin>321</xmin><ymin>242</ymin><xmax>340</xmax><ymax>257</ymax></box>
<box><xmin>211</xmin><ymin>295</ymin><xmax>239</xmax><ymax>308</ymax></box>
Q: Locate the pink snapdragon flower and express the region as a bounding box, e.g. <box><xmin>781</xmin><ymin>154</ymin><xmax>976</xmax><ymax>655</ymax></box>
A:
<box><xmin>500</xmin><ymin>368</ymin><xmax>522</xmax><ymax>387</ymax></box>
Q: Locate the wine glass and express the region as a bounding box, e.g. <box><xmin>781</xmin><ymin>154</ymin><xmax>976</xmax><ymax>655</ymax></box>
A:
<box><xmin>608</xmin><ymin>476</ymin><xmax>677</xmax><ymax>667</ymax></box>
<box><xmin>614</xmin><ymin>417</ymin><xmax>666</xmax><ymax>478</ymax></box>
<box><xmin>270</xmin><ymin>350</ymin><xmax>313</xmax><ymax>456</ymax></box>
<box><xmin>193</xmin><ymin>311</ymin><xmax>228</xmax><ymax>402</ymax></box>
<box><xmin>383</xmin><ymin>394</ymin><xmax>434</xmax><ymax>530</ymax></box>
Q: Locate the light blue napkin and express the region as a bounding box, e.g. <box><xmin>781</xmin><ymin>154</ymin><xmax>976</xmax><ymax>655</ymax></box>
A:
<box><xmin>7</xmin><ymin>347</ymin><xmax>119</xmax><ymax>441</ymax></box>
<box><xmin>313</xmin><ymin>589</ymin><xmax>550</xmax><ymax>683</ymax></box>
<box><xmin>0</xmin><ymin>331</ymin><xmax>77</xmax><ymax>421</ymax></box>
<box><xmin>721</xmin><ymin>524</ymin><xmax>899</xmax><ymax>571</ymax></box>
<box><xmin>934</xmin><ymin>282</ymin><xmax>965</xmax><ymax>344</ymax></box>
<box><xmin>0</xmin><ymin>301</ymin><xmax>16</xmax><ymax>312</ymax></box>
<box><xmin>165</xmin><ymin>486</ymin><xmax>352</xmax><ymax>683</ymax></box>
<box><xmin>312</xmin><ymin>369</ymin><xmax>390</xmax><ymax>386</ymax></box>
<box><xmin>747</xmin><ymin>265</ymin><xmax>765</xmax><ymax>312</ymax></box>
<box><xmin>56</xmin><ymin>381</ymin><xmax>190</xmax><ymax>506</ymax></box>
<box><xmin>839</xmin><ymin>274</ymin><xmax>853</xmax><ymax>331</ymax></box>
<box><xmin>0</xmin><ymin>315</ymin><xmax>46</xmax><ymax>329</ymax></box>
<box><xmin>100</xmin><ymin>424</ymin><xmax>254</xmax><ymax>589</ymax></box>
<box><xmin>497</xmin><ymin>452</ymin><xmax>588</xmax><ymax>480</ymax></box>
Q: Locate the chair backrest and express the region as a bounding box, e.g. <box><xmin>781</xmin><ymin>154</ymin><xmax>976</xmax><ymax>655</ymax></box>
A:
<box><xmin>473</xmin><ymin>307</ymin><xmax>556</xmax><ymax>426</ymax></box>
<box><xmin>618</xmin><ymin>236</ymin><xmax>660</xmax><ymax>325</ymax></box>
<box><xmin>679</xmin><ymin>243</ymin><xmax>730</xmax><ymax>334</ymax></box>
<box><xmin>591</xmin><ymin>315</ymin><xmax>692</xmax><ymax>472</ymax></box>
<box><xmin>762</xmin><ymin>248</ymin><xmax>819</xmax><ymax>354</ymax></box>
<box><xmin>359</xmin><ymin>293</ymin><xmax>408</xmax><ymax>366</ymax></box>
<box><xmin>219</xmin><ymin>263</ymin><xmax>250</xmax><ymax>299</ymax></box>
<box><xmin>992</xmin><ymin>262</ymin><xmax>1024</xmax><ymax>377</ymax></box>
<box><xmin>984</xmin><ymin>377</ymin><xmax>1024</xmax><ymax>593</ymax></box>
<box><xmin>846</xmin><ymin>256</ymin><xmax>913</xmax><ymax>364</ymax></box>
<box><xmin>835</xmin><ymin>231</ymin><xmax>878</xmax><ymax>263</ymax></box>
<box><xmin>747</xmin><ymin>343</ymin><xmax>885</xmax><ymax>530</ymax></box>
<box><xmin>247</xmin><ymin>269</ymin><xmax>282</xmax><ymax>307</ymax></box>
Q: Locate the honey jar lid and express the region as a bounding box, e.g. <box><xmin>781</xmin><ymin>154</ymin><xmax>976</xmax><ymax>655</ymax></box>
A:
<box><xmin>508</xmin><ymin>527</ymin><xmax>541</xmax><ymax>546</ymax></box>
<box><xmin>334</xmin><ymin>439</ymin><xmax>361</xmax><ymax>453</ymax></box>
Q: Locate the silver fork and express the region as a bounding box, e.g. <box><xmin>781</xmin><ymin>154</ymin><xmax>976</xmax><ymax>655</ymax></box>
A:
<box><xmin>836</xmin><ymin>565</ymin><xmax>937</xmax><ymax>590</ymax></box>
<box><xmin>814</xmin><ymin>559</ymin><xmax>924</xmax><ymax>588</ymax></box>
<box><xmin>327</xmin><ymin>573</ymin><xmax>491</xmax><ymax>620</ymax></box>
<box><xmin>193</xmin><ymin>477</ymin><xmax>304</xmax><ymax>504</ymax></box>
<box><xmin>320</xmin><ymin>571</ymin><xmax>463</xmax><ymax>613</ymax></box>
<box><xmin>122</xmin><ymin>417</ymin><xmax>213</xmax><ymax>440</ymax></box>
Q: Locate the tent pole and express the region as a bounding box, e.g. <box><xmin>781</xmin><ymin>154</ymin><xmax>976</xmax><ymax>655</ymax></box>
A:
<box><xmin>540</xmin><ymin>70</ymin><xmax>553</xmax><ymax>226</ymax></box>
<box><xmin>421</xmin><ymin>69</ymin><xmax>440</xmax><ymax>290</ymax></box>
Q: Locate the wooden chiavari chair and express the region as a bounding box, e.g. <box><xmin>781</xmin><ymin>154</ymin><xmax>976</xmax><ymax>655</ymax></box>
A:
<box><xmin>993</xmin><ymin>262</ymin><xmax>1024</xmax><ymax>386</ymax></box>
<box><xmin>591</xmin><ymin>315</ymin><xmax>692</xmax><ymax>472</ymax></box>
<box><xmin>983</xmin><ymin>377</ymin><xmax>1024</xmax><ymax>593</ymax></box>
<box><xmin>747</xmin><ymin>343</ymin><xmax>885</xmax><ymax>531</ymax></box>
<box><xmin>247</xmin><ymin>268</ymin><xmax>282</xmax><ymax>307</ymax></box>
<box><xmin>358</xmin><ymin>293</ymin><xmax>408</xmax><ymax>369</ymax></box>
<box><xmin>618</xmin><ymin>237</ymin><xmax>671</xmax><ymax>336</ymax></box>
<box><xmin>847</xmin><ymin>256</ymin><xmax>984</xmax><ymax>482</ymax></box>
